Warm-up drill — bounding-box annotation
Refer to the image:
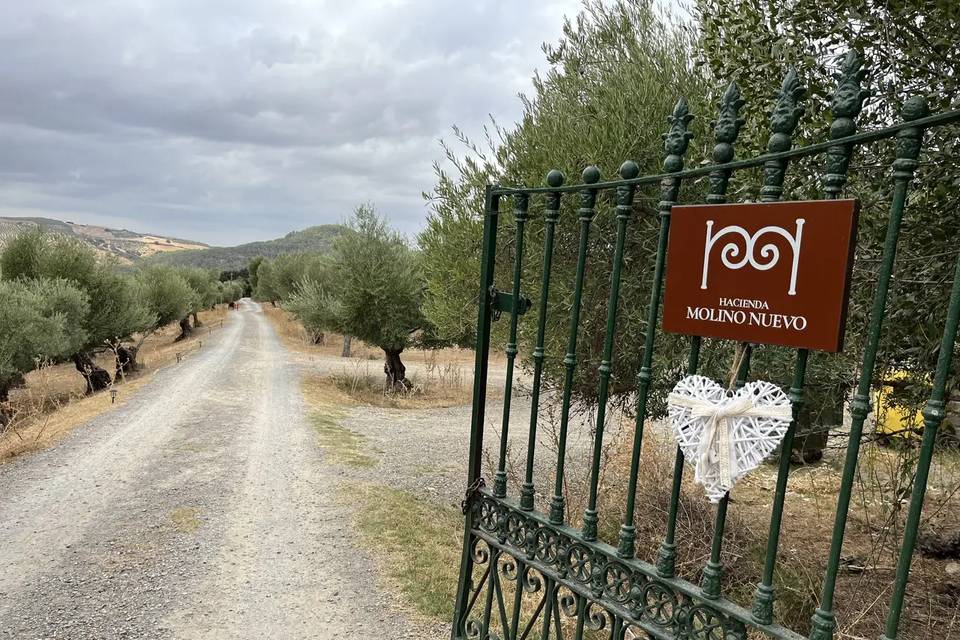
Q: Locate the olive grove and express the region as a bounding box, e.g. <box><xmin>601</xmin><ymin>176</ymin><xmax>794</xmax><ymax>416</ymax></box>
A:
<box><xmin>0</xmin><ymin>228</ymin><xmax>244</xmax><ymax>423</ymax></box>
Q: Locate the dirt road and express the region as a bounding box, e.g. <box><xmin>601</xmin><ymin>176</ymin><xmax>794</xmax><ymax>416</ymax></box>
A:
<box><xmin>0</xmin><ymin>301</ymin><xmax>429</xmax><ymax>639</ymax></box>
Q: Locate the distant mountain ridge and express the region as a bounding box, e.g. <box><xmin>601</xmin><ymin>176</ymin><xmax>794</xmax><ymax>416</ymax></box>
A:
<box><xmin>0</xmin><ymin>216</ymin><xmax>207</xmax><ymax>263</ymax></box>
<box><xmin>145</xmin><ymin>224</ymin><xmax>346</xmax><ymax>270</ymax></box>
<box><xmin>0</xmin><ymin>216</ymin><xmax>346</xmax><ymax>271</ymax></box>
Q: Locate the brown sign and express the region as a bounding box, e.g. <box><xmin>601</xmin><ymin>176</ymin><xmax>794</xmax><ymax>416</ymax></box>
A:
<box><xmin>662</xmin><ymin>199</ymin><xmax>859</xmax><ymax>352</ymax></box>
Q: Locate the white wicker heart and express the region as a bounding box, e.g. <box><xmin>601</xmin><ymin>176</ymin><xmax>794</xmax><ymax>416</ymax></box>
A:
<box><xmin>667</xmin><ymin>375</ymin><xmax>793</xmax><ymax>502</ymax></box>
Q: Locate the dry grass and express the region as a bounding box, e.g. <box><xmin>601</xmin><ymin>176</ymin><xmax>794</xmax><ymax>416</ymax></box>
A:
<box><xmin>485</xmin><ymin>392</ymin><xmax>960</xmax><ymax>638</ymax></box>
<box><xmin>264</xmin><ymin>304</ymin><xmax>477</xmax><ymax>363</ymax></box>
<box><xmin>300</xmin><ymin>375</ymin><xmax>377</xmax><ymax>467</ymax></box>
<box><xmin>302</xmin><ymin>366</ymin><xmax>464</xmax><ymax>625</ymax></box>
<box><xmin>309</xmin><ymin>410</ymin><xmax>378</xmax><ymax>468</ymax></box>
<box><xmin>0</xmin><ymin>306</ymin><xmax>230</xmax><ymax>462</ymax></box>
<box><xmin>603</xmin><ymin>424</ymin><xmax>959</xmax><ymax>637</ymax></box>
<box><xmin>0</xmin><ymin>374</ymin><xmax>153</xmax><ymax>461</ymax></box>
<box><xmin>268</xmin><ymin>305</ymin><xmax>475</xmax><ymax>409</ymax></box>
<box><xmin>345</xmin><ymin>481</ymin><xmax>463</xmax><ymax>621</ymax></box>
<box><xmin>602</xmin><ymin>428</ymin><xmax>820</xmax><ymax>630</ymax></box>
<box><xmin>262</xmin><ymin>305</ymin><xmax>381</xmax><ymax>359</ymax></box>
<box><xmin>327</xmin><ymin>359</ymin><xmax>471</xmax><ymax>409</ymax></box>
<box><xmin>170</xmin><ymin>506</ymin><xmax>203</xmax><ymax>533</ymax></box>
<box><xmin>301</xmin><ymin>373</ymin><xmax>359</xmax><ymax>409</ymax></box>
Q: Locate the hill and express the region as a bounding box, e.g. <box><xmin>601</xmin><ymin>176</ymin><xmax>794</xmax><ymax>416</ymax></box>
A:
<box><xmin>0</xmin><ymin>216</ymin><xmax>208</xmax><ymax>263</ymax></box>
<box><xmin>0</xmin><ymin>217</ymin><xmax>346</xmax><ymax>271</ymax></box>
<box><xmin>145</xmin><ymin>225</ymin><xmax>346</xmax><ymax>270</ymax></box>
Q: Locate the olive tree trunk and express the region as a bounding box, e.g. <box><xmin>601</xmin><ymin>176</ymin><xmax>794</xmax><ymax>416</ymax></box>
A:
<box><xmin>383</xmin><ymin>348</ymin><xmax>409</xmax><ymax>391</ymax></box>
<box><xmin>115</xmin><ymin>345</ymin><xmax>140</xmax><ymax>379</ymax></box>
<box><xmin>0</xmin><ymin>374</ymin><xmax>27</xmax><ymax>428</ymax></box>
<box><xmin>341</xmin><ymin>335</ymin><xmax>352</xmax><ymax>358</ymax></box>
<box><xmin>175</xmin><ymin>316</ymin><xmax>193</xmax><ymax>342</ymax></box>
<box><xmin>192</xmin><ymin>311</ymin><xmax>203</xmax><ymax>327</ymax></box>
<box><xmin>0</xmin><ymin>381</ymin><xmax>11</xmax><ymax>428</ymax></box>
<box><xmin>73</xmin><ymin>352</ymin><xmax>111</xmax><ymax>394</ymax></box>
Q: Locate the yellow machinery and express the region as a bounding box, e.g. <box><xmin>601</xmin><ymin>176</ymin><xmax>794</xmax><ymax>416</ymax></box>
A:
<box><xmin>874</xmin><ymin>370</ymin><xmax>926</xmax><ymax>440</ymax></box>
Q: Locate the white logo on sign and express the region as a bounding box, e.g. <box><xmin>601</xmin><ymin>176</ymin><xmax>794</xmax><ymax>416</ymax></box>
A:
<box><xmin>700</xmin><ymin>219</ymin><xmax>805</xmax><ymax>295</ymax></box>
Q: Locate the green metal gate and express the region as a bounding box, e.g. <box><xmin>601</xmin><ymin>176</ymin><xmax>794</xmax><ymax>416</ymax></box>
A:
<box><xmin>451</xmin><ymin>52</ymin><xmax>960</xmax><ymax>640</ymax></box>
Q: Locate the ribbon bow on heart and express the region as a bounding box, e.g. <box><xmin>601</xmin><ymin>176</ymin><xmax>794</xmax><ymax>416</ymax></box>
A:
<box><xmin>667</xmin><ymin>375</ymin><xmax>794</xmax><ymax>502</ymax></box>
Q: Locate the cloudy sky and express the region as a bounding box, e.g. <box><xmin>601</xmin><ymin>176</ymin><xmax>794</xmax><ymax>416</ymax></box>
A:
<box><xmin>0</xmin><ymin>0</ymin><xmax>583</xmax><ymax>245</ymax></box>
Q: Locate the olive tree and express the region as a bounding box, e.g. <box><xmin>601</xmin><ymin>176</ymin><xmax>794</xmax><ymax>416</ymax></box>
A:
<box><xmin>285</xmin><ymin>275</ymin><xmax>341</xmax><ymax>346</ymax></box>
<box><xmin>420</xmin><ymin>0</ymin><xmax>712</xmax><ymax>413</ymax></box>
<box><xmin>248</xmin><ymin>256</ymin><xmax>265</xmax><ymax>294</ymax></box>
<box><xmin>291</xmin><ymin>205</ymin><xmax>424</xmax><ymax>388</ymax></box>
<box><xmin>695</xmin><ymin>0</ymin><xmax>960</xmax><ymax>450</ymax></box>
<box><xmin>0</xmin><ymin>278</ymin><xmax>89</xmax><ymax>423</ymax></box>
<box><xmin>93</xmin><ymin>268</ymin><xmax>156</xmax><ymax>378</ymax></box>
<box><xmin>1</xmin><ymin>230</ymin><xmax>152</xmax><ymax>392</ymax></box>
<box><xmin>218</xmin><ymin>280</ymin><xmax>245</xmax><ymax>306</ymax></box>
<box><xmin>176</xmin><ymin>267</ymin><xmax>219</xmax><ymax>338</ymax></box>
<box><xmin>253</xmin><ymin>254</ymin><xmax>324</xmax><ymax>305</ymax></box>
<box><xmin>137</xmin><ymin>266</ymin><xmax>198</xmax><ymax>343</ymax></box>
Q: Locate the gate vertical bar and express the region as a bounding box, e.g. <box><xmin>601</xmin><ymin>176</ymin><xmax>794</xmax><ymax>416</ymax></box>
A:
<box><xmin>657</xmin><ymin>337</ymin><xmax>699</xmax><ymax>577</ymax></box>
<box><xmin>548</xmin><ymin>165</ymin><xmax>601</xmax><ymax>526</ymax></box>
<box><xmin>751</xmin><ymin>348</ymin><xmax>808</xmax><ymax>623</ymax></box>
<box><xmin>582</xmin><ymin>160</ymin><xmax>639</xmax><ymax>542</ymax></box>
<box><xmin>617</xmin><ymin>98</ymin><xmax>694</xmax><ymax>558</ymax></box>
<box><xmin>703</xmin><ymin>350</ymin><xmax>754</xmax><ymax>597</ymax></box>
<box><xmin>809</xmin><ymin>94</ymin><xmax>928</xmax><ymax>640</ymax></box>
<box><xmin>452</xmin><ymin>185</ymin><xmax>500</xmax><ymax>639</ymax></box>
<box><xmin>696</xmin><ymin>82</ymin><xmax>747</xmax><ymax>595</ymax></box>
<box><xmin>520</xmin><ymin>170</ymin><xmax>565</xmax><ymax>511</ymax></box>
<box><xmin>881</xmin><ymin>235</ymin><xmax>960</xmax><ymax>639</ymax></box>
<box><xmin>656</xmin><ymin>82</ymin><xmax>743</xmax><ymax>574</ymax></box>
<box><xmin>734</xmin><ymin>68</ymin><xmax>806</xmax><ymax>391</ymax></box>
<box><xmin>495</xmin><ymin>193</ymin><xmax>531</xmax><ymax>498</ymax></box>
<box><xmin>753</xmin><ymin>54</ymin><xmax>868</xmax><ymax>623</ymax></box>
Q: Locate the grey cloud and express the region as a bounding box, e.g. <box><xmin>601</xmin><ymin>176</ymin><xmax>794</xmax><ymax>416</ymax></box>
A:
<box><xmin>0</xmin><ymin>0</ymin><xmax>581</xmax><ymax>244</ymax></box>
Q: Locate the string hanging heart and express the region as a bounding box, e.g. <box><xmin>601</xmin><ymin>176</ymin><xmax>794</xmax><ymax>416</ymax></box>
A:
<box><xmin>667</xmin><ymin>375</ymin><xmax>793</xmax><ymax>502</ymax></box>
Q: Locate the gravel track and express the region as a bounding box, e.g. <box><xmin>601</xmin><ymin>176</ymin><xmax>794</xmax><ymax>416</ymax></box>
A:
<box><xmin>0</xmin><ymin>300</ymin><xmax>430</xmax><ymax>639</ymax></box>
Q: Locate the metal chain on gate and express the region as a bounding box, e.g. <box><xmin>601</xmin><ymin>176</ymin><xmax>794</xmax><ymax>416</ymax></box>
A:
<box><xmin>460</xmin><ymin>477</ymin><xmax>486</xmax><ymax>515</ymax></box>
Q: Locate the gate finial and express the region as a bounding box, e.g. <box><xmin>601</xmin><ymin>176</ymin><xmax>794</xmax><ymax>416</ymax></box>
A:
<box><xmin>662</xmin><ymin>98</ymin><xmax>695</xmax><ymax>173</ymax></box>
<box><xmin>709</xmin><ymin>81</ymin><xmax>746</xmax><ymax>203</ymax></box>
<box><xmin>658</xmin><ymin>98</ymin><xmax>695</xmax><ymax>213</ymax></box>
<box><xmin>617</xmin><ymin>161</ymin><xmax>639</xmax><ymax>218</ymax></box>
<box><xmin>893</xmin><ymin>96</ymin><xmax>930</xmax><ymax>180</ymax></box>
<box><xmin>823</xmin><ymin>51</ymin><xmax>871</xmax><ymax>198</ymax></box>
<box><xmin>578</xmin><ymin>165</ymin><xmax>601</xmax><ymax>219</ymax></box>
<box><xmin>760</xmin><ymin>68</ymin><xmax>806</xmax><ymax>202</ymax></box>
<box><xmin>546</xmin><ymin>168</ymin><xmax>565</xmax><ymax>188</ymax></box>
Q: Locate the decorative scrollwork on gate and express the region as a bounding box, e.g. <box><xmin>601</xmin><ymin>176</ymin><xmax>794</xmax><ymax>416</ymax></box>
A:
<box><xmin>464</xmin><ymin>495</ymin><xmax>751</xmax><ymax>640</ymax></box>
<box><xmin>603</xmin><ymin>561</ymin><xmax>633</xmax><ymax>604</ymax></box>
<box><xmin>638</xmin><ymin>580</ymin><xmax>680</xmax><ymax>628</ymax></box>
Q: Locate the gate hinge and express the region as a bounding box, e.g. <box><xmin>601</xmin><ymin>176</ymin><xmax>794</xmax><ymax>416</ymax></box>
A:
<box><xmin>489</xmin><ymin>287</ymin><xmax>532</xmax><ymax>321</ymax></box>
<box><xmin>461</xmin><ymin>477</ymin><xmax>486</xmax><ymax>514</ymax></box>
